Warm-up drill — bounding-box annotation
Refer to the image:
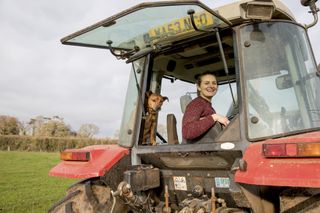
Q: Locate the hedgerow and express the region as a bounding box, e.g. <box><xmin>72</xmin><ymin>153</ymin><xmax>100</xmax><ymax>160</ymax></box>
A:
<box><xmin>0</xmin><ymin>135</ymin><xmax>117</xmax><ymax>152</ymax></box>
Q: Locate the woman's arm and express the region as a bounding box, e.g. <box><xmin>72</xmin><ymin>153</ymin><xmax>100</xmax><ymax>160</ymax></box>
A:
<box><xmin>182</xmin><ymin>101</ymin><xmax>215</xmax><ymax>140</ymax></box>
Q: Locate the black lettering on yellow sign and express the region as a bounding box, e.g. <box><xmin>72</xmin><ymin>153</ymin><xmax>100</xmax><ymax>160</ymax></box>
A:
<box><xmin>175</xmin><ymin>22</ymin><xmax>182</xmax><ymax>34</ymax></box>
<box><xmin>183</xmin><ymin>19</ymin><xmax>192</xmax><ymax>31</ymax></box>
<box><xmin>148</xmin><ymin>11</ymin><xmax>215</xmax><ymax>40</ymax></box>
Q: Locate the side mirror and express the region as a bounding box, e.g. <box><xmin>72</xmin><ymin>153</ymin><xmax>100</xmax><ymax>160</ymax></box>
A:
<box><xmin>300</xmin><ymin>0</ymin><xmax>319</xmax><ymax>28</ymax></box>
<box><xmin>275</xmin><ymin>74</ymin><xmax>293</xmax><ymax>90</ymax></box>
<box><xmin>301</xmin><ymin>0</ymin><xmax>318</xmax><ymax>7</ymax></box>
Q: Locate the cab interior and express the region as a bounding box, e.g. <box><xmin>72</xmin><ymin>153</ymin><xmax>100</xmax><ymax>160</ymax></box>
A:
<box><xmin>152</xmin><ymin>28</ymin><xmax>235</xmax><ymax>83</ymax></box>
<box><xmin>139</xmin><ymin>28</ymin><xmax>239</xmax><ymax>146</ymax></box>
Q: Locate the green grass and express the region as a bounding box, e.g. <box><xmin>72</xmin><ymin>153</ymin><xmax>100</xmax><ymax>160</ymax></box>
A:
<box><xmin>0</xmin><ymin>151</ymin><xmax>76</xmax><ymax>213</ymax></box>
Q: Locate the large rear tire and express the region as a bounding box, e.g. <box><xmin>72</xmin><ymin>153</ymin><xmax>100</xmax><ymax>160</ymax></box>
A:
<box><xmin>48</xmin><ymin>179</ymin><xmax>129</xmax><ymax>213</ymax></box>
<box><xmin>280</xmin><ymin>188</ymin><xmax>320</xmax><ymax>213</ymax></box>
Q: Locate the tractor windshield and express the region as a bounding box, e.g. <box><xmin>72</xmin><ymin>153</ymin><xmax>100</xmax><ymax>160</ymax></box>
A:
<box><xmin>240</xmin><ymin>22</ymin><xmax>320</xmax><ymax>140</ymax></box>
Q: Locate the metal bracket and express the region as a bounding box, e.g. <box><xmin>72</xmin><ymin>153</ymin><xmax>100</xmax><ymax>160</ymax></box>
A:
<box><xmin>106</xmin><ymin>40</ymin><xmax>139</xmax><ymax>60</ymax></box>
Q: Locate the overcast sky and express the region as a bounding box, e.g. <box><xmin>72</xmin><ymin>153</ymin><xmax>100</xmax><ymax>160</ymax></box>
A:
<box><xmin>0</xmin><ymin>0</ymin><xmax>319</xmax><ymax>138</ymax></box>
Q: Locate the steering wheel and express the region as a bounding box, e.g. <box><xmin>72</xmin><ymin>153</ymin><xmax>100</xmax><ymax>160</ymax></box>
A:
<box><xmin>187</xmin><ymin>122</ymin><xmax>223</xmax><ymax>144</ymax></box>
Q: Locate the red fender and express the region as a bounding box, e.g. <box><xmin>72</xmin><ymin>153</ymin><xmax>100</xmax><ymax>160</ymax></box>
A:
<box><xmin>49</xmin><ymin>144</ymin><xmax>129</xmax><ymax>179</ymax></box>
<box><xmin>235</xmin><ymin>131</ymin><xmax>320</xmax><ymax>188</ymax></box>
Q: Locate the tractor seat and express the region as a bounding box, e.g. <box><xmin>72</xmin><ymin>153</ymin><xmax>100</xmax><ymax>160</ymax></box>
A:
<box><xmin>166</xmin><ymin>93</ymin><xmax>193</xmax><ymax>145</ymax></box>
<box><xmin>166</xmin><ymin>114</ymin><xmax>179</xmax><ymax>145</ymax></box>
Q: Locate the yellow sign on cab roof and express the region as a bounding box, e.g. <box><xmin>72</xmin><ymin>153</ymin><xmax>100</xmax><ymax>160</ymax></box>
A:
<box><xmin>148</xmin><ymin>11</ymin><xmax>219</xmax><ymax>40</ymax></box>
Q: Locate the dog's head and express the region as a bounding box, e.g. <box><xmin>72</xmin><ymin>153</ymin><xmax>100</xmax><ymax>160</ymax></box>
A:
<box><xmin>146</xmin><ymin>91</ymin><xmax>168</xmax><ymax>112</ymax></box>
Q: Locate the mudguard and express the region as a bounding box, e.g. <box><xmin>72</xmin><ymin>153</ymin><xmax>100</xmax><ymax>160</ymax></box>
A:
<box><xmin>49</xmin><ymin>144</ymin><xmax>129</xmax><ymax>179</ymax></box>
<box><xmin>235</xmin><ymin>131</ymin><xmax>320</xmax><ymax>188</ymax></box>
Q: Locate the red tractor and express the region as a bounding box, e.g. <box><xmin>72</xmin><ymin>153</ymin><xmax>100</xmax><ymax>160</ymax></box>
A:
<box><xmin>49</xmin><ymin>0</ymin><xmax>320</xmax><ymax>212</ymax></box>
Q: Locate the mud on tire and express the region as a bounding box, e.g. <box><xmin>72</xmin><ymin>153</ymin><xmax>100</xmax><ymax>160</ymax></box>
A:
<box><xmin>48</xmin><ymin>179</ymin><xmax>129</xmax><ymax>213</ymax></box>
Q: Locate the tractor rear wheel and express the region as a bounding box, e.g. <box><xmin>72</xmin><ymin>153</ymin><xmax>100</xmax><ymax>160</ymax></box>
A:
<box><xmin>280</xmin><ymin>188</ymin><xmax>320</xmax><ymax>213</ymax></box>
<box><xmin>48</xmin><ymin>179</ymin><xmax>129</xmax><ymax>213</ymax></box>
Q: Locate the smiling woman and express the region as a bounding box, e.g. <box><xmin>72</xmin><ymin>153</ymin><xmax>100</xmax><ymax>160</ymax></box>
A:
<box><xmin>182</xmin><ymin>72</ymin><xmax>230</xmax><ymax>141</ymax></box>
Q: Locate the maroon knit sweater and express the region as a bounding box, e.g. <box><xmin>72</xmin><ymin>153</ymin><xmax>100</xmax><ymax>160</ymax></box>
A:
<box><xmin>182</xmin><ymin>96</ymin><xmax>216</xmax><ymax>140</ymax></box>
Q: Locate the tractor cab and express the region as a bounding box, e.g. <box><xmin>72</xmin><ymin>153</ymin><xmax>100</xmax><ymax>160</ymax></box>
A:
<box><xmin>50</xmin><ymin>0</ymin><xmax>320</xmax><ymax>212</ymax></box>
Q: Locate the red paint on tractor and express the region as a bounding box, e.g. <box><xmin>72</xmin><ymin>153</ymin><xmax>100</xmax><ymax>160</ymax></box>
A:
<box><xmin>49</xmin><ymin>144</ymin><xmax>129</xmax><ymax>179</ymax></box>
<box><xmin>235</xmin><ymin>131</ymin><xmax>320</xmax><ymax>187</ymax></box>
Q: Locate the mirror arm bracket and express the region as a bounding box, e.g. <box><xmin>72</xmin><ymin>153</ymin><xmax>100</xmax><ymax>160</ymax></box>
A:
<box><xmin>187</xmin><ymin>9</ymin><xmax>209</xmax><ymax>33</ymax></box>
<box><xmin>106</xmin><ymin>40</ymin><xmax>139</xmax><ymax>60</ymax></box>
<box><xmin>303</xmin><ymin>0</ymin><xmax>319</xmax><ymax>29</ymax></box>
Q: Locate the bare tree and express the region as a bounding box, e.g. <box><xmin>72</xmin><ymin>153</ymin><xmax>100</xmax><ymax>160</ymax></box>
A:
<box><xmin>78</xmin><ymin>124</ymin><xmax>99</xmax><ymax>138</ymax></box>
<box><xmin>27</xmin><ymin>115</ymin><xmax>47</xmax><ymax>136</ymax></box>
<box><xmin>0</xmin><ymin>115</ymin><xmax>21</xmax><ymax>135</ymax></box>
<box><xmin>27</xmin><ymin>115</ymin><xmax>71</xmax><ymax>137</ymax></box>
<box><xmin>38</xmin><ymin>120</ymin><xmax>71</xmax><ymax>137</ymax></box>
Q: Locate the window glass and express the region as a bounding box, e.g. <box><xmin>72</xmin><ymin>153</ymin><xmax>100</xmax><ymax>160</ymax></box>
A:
<box><xmin>63</xmin><ymin>4</ymin><xmax>228</xmax><ymax>50</ymax></box>
<box><xmin>119</xmin><ymin>58</ymin><xmax>146</xmax><ymax>147</ymax></box>
<box><xmin>240</xmin><ymin>22</ymin><xmax>320</xmax><ymax>140</ymax></box>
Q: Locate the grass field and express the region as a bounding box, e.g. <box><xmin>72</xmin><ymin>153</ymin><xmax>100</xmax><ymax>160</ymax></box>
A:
<box><xmin>0</xmin><ymin>151</ymin><xmax>76</xmax><ymax>213</ymax></box>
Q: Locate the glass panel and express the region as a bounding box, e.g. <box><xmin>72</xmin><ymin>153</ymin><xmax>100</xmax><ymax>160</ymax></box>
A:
<box><xmin>119</xmin><ymin>58</ymin><xmax>146</xmax><ymax>147</ymax></box>
<box><xmin>63</xmin><ymin>3</ymin><xmax>227</xmax><ymax>50</ymax></box>
<box><xmin>240</xmin><ymin>22</ymin><xmax>320</xmax><ymax>140</ymax></box>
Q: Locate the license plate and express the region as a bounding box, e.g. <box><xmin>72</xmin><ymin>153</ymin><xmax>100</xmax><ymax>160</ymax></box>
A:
<box><xmin>214</xmin><ymin>177</ymin><xmax>230</xmax><ymax>188</ymax></box>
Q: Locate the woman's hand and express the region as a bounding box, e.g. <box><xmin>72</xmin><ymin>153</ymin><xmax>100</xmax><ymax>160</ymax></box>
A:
<box><xmin>212</xmin><ymin>114</ymin><xmax>230</xmax><ymax>126</ymax></box>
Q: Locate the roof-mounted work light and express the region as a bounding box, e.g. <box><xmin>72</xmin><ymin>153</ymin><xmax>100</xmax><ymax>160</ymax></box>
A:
<box><xmin>244</xmin><ymin>1</ymin><xmax>275</xmax><ymax>20</ymax></box>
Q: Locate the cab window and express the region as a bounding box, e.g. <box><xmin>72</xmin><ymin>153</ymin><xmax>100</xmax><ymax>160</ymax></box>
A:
<box><xmin>157</xmin><ymin>79</ymin><xmax>237</xmax><ymax>144</ymax></box>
